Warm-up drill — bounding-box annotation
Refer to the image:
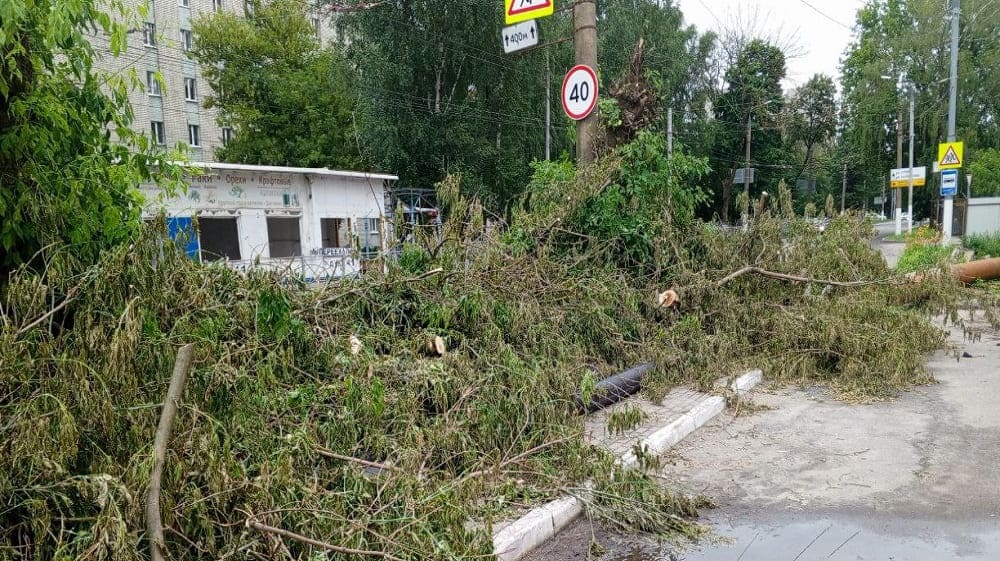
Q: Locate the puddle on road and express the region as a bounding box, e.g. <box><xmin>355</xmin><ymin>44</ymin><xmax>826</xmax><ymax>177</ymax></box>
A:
<box><xmin>609</xmin><ymin>516</ymin><xmax>1000</xmax><ymax>561</ymax></box>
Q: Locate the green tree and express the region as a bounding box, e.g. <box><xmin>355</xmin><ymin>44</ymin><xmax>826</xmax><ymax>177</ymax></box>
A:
<box><xmin>335</xmin><ymin>1</ymin><xmax>564</xmax><ymax>211</ymax></box>
<box><xmin>788</xmin><ymin>74</ymin><xmax>838</xmax><ymax>180</ymax></box>
<box><xmin>0</xmin><ymin>0</ymin><xmax>179</xmax><ymax>272</ymax></box>
<box><xmin>710</xmin><ymin>39</ymin><xmax>789</xmax><ymax>222</ymax></box>
<box><xmin>840</xmin><ymin>0</ymin><xmax>1000</xmax><ymax>214</ymax></box>
<box><xmin>192</xmin><ymin>0</ymin><xmax>360</xmax><ymax>169</ymax></box>
<box><xmin>968</xmin><ymin>148</ymin><xmax>1000</xmax><ymax>196</ymax></box>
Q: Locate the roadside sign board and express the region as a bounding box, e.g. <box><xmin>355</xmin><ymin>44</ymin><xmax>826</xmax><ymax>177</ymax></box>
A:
<box><xmin>501</xmin><ymin>20</ymin><xmax>539</xmax><ymax>54</ymax></box>
<box><xmin>733</xmin><ymin>168</ymin><xmax>756</xmax><ymax>184</ymax></box>
<box><xmin>938</xmin><ymin>141</ymin><xmax>964</xmax><ymax>170</ymax></box>
<box><xmin>505</xmin><ymin>0</ymin><xmax>553</xmax><ymax>25</ymax></box>
<box><xmin>561</xmin><ymin>64</ymin><xmax>598</xmax><ymax>120</ymax></box>
<box><xmin>889</xmin><ymin>166</ymin><xmax>927</xmax><ymax>188</ymax></box>
<box><xmin>941</xmin><ymin>169</ymin><xmax>959</xmax><ymax>197</ymax></box>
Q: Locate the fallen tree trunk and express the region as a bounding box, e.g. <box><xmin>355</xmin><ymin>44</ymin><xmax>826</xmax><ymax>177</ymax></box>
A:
<box><xmin>953</xmin><ymin>258</ymin><xmax>1000</xmax><ymax>284</ymax></box>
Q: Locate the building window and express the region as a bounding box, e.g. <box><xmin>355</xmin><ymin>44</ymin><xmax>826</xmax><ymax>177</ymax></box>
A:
<box><xmin>151</xmin><ymin>121</ymin><xmax>166</xmax><ymax>145</ymax></box>
<box><xmin>311</xmin><ymin>17</ymin><xmax>321</xmax><ymax>40</ymax></box>
<box><xmin>143</xmin><ymin>22</ymin><xmax>156</xmax><ymax>47</ymax></box>
<box><xmin>179</xmin><ymin>0</ymin><xmax>189</xmax><ymax>7</ymax></box>
<box><xmin>321</xmin><ymin>218</ymin><xmax>352</xmax><ymax>249</ymax></box>
<box><xmin>244</xmin><ymin>0</ymin><xmax>255</xmax><ymax>16</ymax></box>
<box><xmin>184</xmin><ymin>77</ymin><xmax>197</xmax><ymax>102</ymax></box>
<box><xmin>267</xmin><ymin>217</ymin><xmax>302</xmax><ymax>258</ymax></box>
<box><xmin>358</xmin><ymin>217</ymin><xmax>380</xmax><ymax>253</ymax></box>
<box><xmin>213</xmin><ymin>0</ymin><xmax>224</xmax><ymax>11</ymax></box>
<box><xmin>221</xmin><ymin>127</ymin><xmax>234</xmax><ymax>146</ymax></box>
<box><xmin>187</xmin><ymin>124</ymin><xmax>200</xmax><ymax>147</ymax></box>
<box><xmin>180</xmin><ymin>29</ymin><xmax>194</xmax><ymax>52</ymax></box>
<box><xmin>199</xmin><ymin>217</ymin><xmax>241</xmax><ymax>262</ymax></box>
<box><xmin>146</xmin><ymin>71</ymin><xmax>161</xmax><ymax>96</ymax></box>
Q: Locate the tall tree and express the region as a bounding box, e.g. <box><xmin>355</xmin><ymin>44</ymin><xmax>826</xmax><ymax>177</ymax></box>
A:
<box><xmin>710</xmin><ymin>39</ymin><xmax>789</xmax><ymax>222</ymax></box>
<box><xmin>0</xmin><ymin>0</ymin><xmax>179</xmax><ymax>272</ymax></box>
<box><xmin>787</xmin><ymin>74</ymin><xmax>838</xmax><ymax>181</ymax></box>
<box><xmin>192</xmin><ymin>0</ymin><xmax>361</xmax><ymax>169</ymax></box>
<box><xmin>335</xmin><ymin>2</ymin><xmax>565</xmax><ymax>211</ymax></box>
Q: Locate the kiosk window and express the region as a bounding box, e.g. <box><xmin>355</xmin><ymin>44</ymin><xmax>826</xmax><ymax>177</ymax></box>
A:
<box><xmin>199</xmin><ymin>218</ymin><xmax>241</xmax><ymax>262</ymax></box>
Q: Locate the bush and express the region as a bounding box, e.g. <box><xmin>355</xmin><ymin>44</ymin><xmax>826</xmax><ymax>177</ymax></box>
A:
<box><xmin>965</xmin><ymin>232</ymin><xmax>1000</xmax><ymax>259</ymax></box>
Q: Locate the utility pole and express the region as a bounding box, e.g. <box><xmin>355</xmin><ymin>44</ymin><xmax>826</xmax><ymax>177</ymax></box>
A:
<box><xmin>942</xmin><ymin>0</ymin><xmax>960</xmax><ymax>245</ymax></box>
<box><xmin>744</xmin><ymin>115</ymin><xmax>752</xmax><ymax>199</ymax></box>
<box><xmin>907</xmin><ymin>83</ymin><xmax>915</xmax><ymax>234</ymax></box>
<box><xmin>667</xmin><ymin>107</ymin><xmax>674</xmax><ymax>156</ymax></box>
<box><xmin>545</xmin><ymin>51</ymin><xmax>551</xmax><ymax>161</ymax></box>
<box><xmin>895</xmin><ymin>103</ymin><xmax>904</xmax><ymax>236</ymax></box>
<box><xmin>573</xmin><ymin>0</ymin><xmax>598</xmax><ymax>165</ymax></box>
<box><xmin>841</xmin><ymin>161</ymin><xmax>848</xmax><ymax>213</ymax></box>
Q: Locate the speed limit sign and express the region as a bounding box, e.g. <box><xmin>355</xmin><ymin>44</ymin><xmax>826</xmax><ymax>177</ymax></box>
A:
<box><xmin>561</xmin><ymin>64</ymin><xmax>598</xmax><ymax>121</ymax></box>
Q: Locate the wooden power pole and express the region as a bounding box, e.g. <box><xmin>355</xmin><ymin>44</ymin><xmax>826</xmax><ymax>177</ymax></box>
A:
<box><xmin>574</xmin><ymin>0</ymin><xmax>598</xmax><ymax>165</ymax></box>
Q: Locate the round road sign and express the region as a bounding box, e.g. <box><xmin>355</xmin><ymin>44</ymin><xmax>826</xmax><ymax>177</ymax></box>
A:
<box><xmin>561</xmin><ymin>64</ymin><xmax>598</xmax><ymax>121</ymax></box>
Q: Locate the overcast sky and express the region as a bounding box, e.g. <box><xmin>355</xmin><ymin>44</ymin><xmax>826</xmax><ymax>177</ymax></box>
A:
<box><xmin>676</xmin><ymin>0</ymin><xmax>866</xmax><ymax>90</ymax></box>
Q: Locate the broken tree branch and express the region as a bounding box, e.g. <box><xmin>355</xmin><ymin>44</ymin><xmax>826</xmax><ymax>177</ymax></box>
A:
<box><xmin>316</xmin><ymin>448</ymin><xmax>398</xmax><ymax>473</ymax></box>
<box><xmin>147</xmin><ymin>343</ymin><xmax>195</xmax><ymax>561</ymax></box>
<box><xmin>715</xmin><ymin>266</ymin><xmax>885</xmax><ymax>289</ymax></box>
<box><xmin>247</xmin><ymin>520</ymin><xmax>406</xmax><ymax>561</ymax></box>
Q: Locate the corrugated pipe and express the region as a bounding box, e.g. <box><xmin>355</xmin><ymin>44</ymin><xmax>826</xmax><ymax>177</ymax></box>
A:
<box><xmin>575</xmin><ymin>362</ymin><xmax>654</xmax><ymax>414</ymax></box>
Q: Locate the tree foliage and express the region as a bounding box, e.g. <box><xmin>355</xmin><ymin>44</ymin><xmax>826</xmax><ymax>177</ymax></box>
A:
<box><xmin>787</xmin><ymin>74</ymin><xmax>838</xmax><ymax>179</ymax></box>
<box><xmin>0</xmin><ymin>0</ymin><xmax>179</xmax><ymax>272</ymax></box>
<box><xmin>192</xmin><ymin>0</ymin><xmax>361</xmax><ymax>169</ymax></box>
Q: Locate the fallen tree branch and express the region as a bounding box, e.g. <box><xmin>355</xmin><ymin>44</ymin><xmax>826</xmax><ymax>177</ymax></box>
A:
<box><xmin>715</xmin><ymin>266</ymin><xmax>884</xmax><ymax>289</ymax></box>
<box><xmin>247</xmin><ymin>520</ymin><xmax>406</xmax><ymax>561</ymax></box>
<box><xmin>15</xmin><ymin>286</ymin><xmax>80</xmax><ymax>337</ymax></box>
<box><xmin>147</xmin><ymin>343</ymin><xmax>195</xmax><ymax>561</ymax></box>
<box><xmin>316</xmin><ymin>448</ymin><xmax>398</xmax><ymax>473</ymax></box>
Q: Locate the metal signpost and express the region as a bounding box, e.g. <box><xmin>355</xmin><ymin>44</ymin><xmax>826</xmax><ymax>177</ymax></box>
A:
<box><xmin>941</xmin><ymin>170</ymin><xmax>959</xmax><ymax>197</ymax></box>
<box><xmin>561</xmin><ymin>64</ymin><xmax>598</xmax><ymax>121</ymax></box>
<box><xmin>501</xmin><ymin>20</ymin><xmax>540</xmax><ymax>54</ymax></box>
<box><xmin>505</xmin><ymin>0</ymin><xmax>554</xmax><ymax>25</ymax></box>
<box><xmin>889</xmin><ymin>167</ymin><xmax>927</xmax><ymax>189</ymax></box>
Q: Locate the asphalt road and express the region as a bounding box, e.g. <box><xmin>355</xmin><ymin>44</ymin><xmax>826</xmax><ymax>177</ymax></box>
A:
<box><xmin>525</xmin><ymin>312</ymin><xmax>1000</xmax><ymax>561</ymax></box>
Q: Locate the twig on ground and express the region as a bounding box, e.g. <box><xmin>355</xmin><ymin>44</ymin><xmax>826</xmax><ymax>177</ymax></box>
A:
<box><xmin>247</xmin><ymin>520</ymin><xmax>406</xmax><ymax>561</ymax></box>
<box><xmin>716</xmin><ymin>266</ymin><xmax>887</xmax><ymax>289</ymax></box>
<box><xmin>147</xmin><ymin>344</ymin><xmax>195</xmax><ymax>561</ymax></box>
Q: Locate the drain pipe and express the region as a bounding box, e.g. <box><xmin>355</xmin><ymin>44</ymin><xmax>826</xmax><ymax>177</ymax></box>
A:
<box><xmin>575</xmin><ymin>362</ymin><xmax>654</xmax><ymax>414</ymax></box>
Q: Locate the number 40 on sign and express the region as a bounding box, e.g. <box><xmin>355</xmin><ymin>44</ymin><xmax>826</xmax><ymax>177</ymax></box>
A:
<box><xmin>561</xmin><ymin>65</ymin><xmax>598</xmax><ymax>121</ymax></box>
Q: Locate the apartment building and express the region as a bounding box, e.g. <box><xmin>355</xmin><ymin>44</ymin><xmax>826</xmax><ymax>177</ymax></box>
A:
<box><xmin>91</xmin><ymin>0</ymin><xmax>335</xmax><ymax>161</ymax></box>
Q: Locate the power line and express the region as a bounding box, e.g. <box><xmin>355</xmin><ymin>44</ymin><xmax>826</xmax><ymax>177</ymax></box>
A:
<box><xmin>796</xmin><ymin>0</ymin><xmax>852</xmax><ymax>30</ymax></box>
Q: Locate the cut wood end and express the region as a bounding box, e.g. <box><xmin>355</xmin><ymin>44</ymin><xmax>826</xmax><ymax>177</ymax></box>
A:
<box><xmin>433</xmin><ymin>336</ymin><xmax>447</xmax><ymax>356</ymax></box>
<box><xmin>349</xmin><ymin>335</ymin><xmax>362</xmax><ymax>356</ymax></box>
<box><xmin>657</xmin><ymin>289</ymin><xmax>679</xmax><ymax>308</ymax></box>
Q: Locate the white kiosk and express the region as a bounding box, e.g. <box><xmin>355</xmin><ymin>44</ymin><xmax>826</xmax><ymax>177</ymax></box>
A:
<box><xmin>142</xmin><ymin>162</ymin><xmax>397</xmax><ymax>280</ymax></box>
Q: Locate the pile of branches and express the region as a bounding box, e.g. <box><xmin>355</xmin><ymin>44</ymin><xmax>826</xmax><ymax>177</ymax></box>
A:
<box><xmin>1</xmin><ymin>150</ymin><xmax>991</xmax><ymax>560</ymax></box>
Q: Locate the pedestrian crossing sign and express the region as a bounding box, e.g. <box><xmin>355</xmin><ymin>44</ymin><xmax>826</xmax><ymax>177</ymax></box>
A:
<box><xmin>938</xmin><ymin>141</ymin><xmax>964</xmax><ymax>170</ymax></box>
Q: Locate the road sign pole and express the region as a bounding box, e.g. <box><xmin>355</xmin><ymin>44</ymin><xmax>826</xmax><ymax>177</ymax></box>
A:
<box><xmin>573</xmin><ymin>0</ymin><xmax>598</xmax><ymax>165</ymax></box>
<box><xmin>942</xmin><ymin>0</ymin><xmax>960</xmax><ymax>245</ymax></box>
<box><xmin>545</xmin><ymin>50</ymin><xmax>551</xmax><ymax>161</ymax></box>
<box><xmin>908</xmin><ymin>85</ymin><xmax>915</xmax><ymax>234</ymax></box>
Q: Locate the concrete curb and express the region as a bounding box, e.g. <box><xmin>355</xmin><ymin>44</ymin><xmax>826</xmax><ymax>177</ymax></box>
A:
<box><xmin>491</xmin><ymin>369</ymin><xmax>764</xmax><ymax>560</ymax></box>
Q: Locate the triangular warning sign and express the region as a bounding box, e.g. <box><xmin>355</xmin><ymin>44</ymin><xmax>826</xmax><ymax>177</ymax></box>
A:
<box><xmin>940</xmin><ymin>146</ymin><xmax>961</xmax><ymax>166</ymax></box>
<box><xmin>508</xmin><ymin>0</ymin><xmax>552</xmax><ymax>17</ymax></box>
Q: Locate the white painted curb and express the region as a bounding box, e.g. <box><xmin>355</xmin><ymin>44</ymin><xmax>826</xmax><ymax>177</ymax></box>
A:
<box><xmin>491</xmin><ymin>369</ymin><xmax>763</xmax><ymax>560</ymax></box>
<box><xmin>492</xmin><ymin>496</ymin><xmax>583</xmax><ymax>561</ymax></box>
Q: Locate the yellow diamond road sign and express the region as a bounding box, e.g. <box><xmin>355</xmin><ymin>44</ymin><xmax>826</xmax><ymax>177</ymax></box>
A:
<box><xmin>505</xmin><ymin>0</ymin><xmax>554</xmax><ymax>25</ymax></box>
<box><xmin>938</xmin><ymin>141</ymin><xmax>964</xmax><ymax>170</ymax></box>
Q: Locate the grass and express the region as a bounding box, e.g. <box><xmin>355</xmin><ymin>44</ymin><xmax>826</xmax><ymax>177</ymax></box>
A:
<box><xmin>965</xmin><ymin>232</ymin><xmax>1000</xmax><ymax>259</ymax></box>
<box><xmin>896</xmin><ymin>244</ymin><xmax>956</xmax><ymax>273</ymax></box>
